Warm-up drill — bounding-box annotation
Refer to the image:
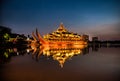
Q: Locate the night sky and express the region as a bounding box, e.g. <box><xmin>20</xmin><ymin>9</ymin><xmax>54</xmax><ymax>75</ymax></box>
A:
<box><xmin>1</xmin><ymin>0</ymin><xmax>120</xmax><ymax>40</ymax></box>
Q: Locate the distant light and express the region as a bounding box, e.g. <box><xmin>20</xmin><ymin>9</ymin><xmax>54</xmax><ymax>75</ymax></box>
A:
<box><xmin>27</xmin><ymin>49</ymin><xmax>30</xmax><ymax>53</ymax></box>
<box><xmin>4</xmin><ymin>52</ymin><xmax>8</xmax><ymax>58</ymax></box>
<box><xmin>17</xmin><ymin>52</ymin><xmax>19</xmax><ymax>55</ymax></box>
<box><xmin>27</xmin><ymin>37</ymin><xmax>30</xmax><ymax>40</ymax></box>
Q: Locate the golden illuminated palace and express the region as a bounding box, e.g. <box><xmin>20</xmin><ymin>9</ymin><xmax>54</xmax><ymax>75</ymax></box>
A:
<box><xmin>29</xmin><ymin>23</ymin><xmax>89</xmax><ymax>68</ymax></box>
<box><xmin>43</xmin><ymin>23</ymin><xmax>89</xmax><ymax>42</ymax></box>
<box><xmin>31</xmin><ymin>23</ymin><xmax>88</xmax><ymax>47</ymax></box>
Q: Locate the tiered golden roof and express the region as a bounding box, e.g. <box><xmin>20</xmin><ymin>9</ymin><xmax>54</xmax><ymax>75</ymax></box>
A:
<box><xmin>43</xmin><ymin>23</ymin><xmax>83</xmax><ymax>41</ymax></box>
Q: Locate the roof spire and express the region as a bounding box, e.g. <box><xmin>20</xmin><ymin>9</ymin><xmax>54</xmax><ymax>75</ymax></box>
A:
<box><xmin>59</xmin><ymin>22</ymin><xmax>64</xmax><ymax>29</ymax></box>
<box><xmin>57</xmin><ymin>22</ymin><xmax>67</xmax><ymax>32</ymax></box>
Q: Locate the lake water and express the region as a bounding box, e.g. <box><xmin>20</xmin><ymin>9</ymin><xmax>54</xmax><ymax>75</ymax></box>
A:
<box><xmin>0</xmin><ymin>46</ymin><xmax>120</xmax><ymax>81</ymax></box>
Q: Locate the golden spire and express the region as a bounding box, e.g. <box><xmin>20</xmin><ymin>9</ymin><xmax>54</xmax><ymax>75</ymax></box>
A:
<box><xmin>59</xmin><ymin>22</ymin><xmax>64</xmax><ymax>29</ymax></box>
<box><xmin>57</xmin><ymin>23</ymin><xmax>67</xmax><ymax>32</ymax></box>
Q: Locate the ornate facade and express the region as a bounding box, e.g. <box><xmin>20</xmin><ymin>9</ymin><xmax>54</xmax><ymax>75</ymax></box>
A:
<box><xmin>43</xmin><ymin>23</ymin><xmax>88</xmax><ymax>42</ymax></box>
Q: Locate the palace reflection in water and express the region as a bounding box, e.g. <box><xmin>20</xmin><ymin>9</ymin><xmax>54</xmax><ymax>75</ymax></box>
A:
<box><xmin>28</xmin><ymin>45</ymin><xmax>88</xmax><ymax>68</ymax></box>
<box><xmin>0</xmin><ymin>44</ymin><xmax>90</xmax><ymax>66</ymax></box>
<box><xmin>0</xmin><ymin>43</ymin><xmax>120</xmax><ymax>81</ymax></box>
<box><xmin>0</xmin><ymin>44</ymin><xmax>119</xmax><ymax>66</ymax></box>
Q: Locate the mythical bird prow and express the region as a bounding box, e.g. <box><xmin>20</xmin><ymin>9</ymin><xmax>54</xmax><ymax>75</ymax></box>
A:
<box><xmin>32</xmin><ymin>28</ymin><xmax>46</xmax><ymax>44</ymax></box>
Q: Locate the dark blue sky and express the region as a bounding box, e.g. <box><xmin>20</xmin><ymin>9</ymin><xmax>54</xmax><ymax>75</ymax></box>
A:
<box><xmin>1</xmin><ymin>0</ymin><xmax>120</xmax><ymax>40</ymax></box>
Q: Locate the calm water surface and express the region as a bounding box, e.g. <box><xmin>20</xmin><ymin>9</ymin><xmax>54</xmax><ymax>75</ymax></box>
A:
<box><xmin>0</xmin><ymin>47</ymin><xmax>120</xmax><ymax>81</ymax></box>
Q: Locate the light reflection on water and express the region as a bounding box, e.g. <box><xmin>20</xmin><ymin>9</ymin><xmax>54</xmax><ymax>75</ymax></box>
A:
<box><xmin>0</xmin><ymin>45</ymin><xmax>120</xmax><ymax>81</ymax></box>
<box><xmin>29</xmin><ymin>44</ymin><xmax>88</xmax><ymax>68</ymax></box>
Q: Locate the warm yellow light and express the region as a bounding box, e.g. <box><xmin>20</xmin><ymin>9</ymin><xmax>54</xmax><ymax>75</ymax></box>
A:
<box><xmin>29</xmin><ymin>23</ymin><xmax>88</xmax><ymax>68</ymax></box>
